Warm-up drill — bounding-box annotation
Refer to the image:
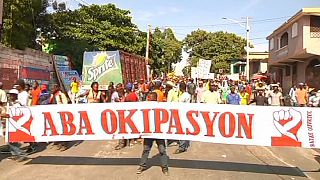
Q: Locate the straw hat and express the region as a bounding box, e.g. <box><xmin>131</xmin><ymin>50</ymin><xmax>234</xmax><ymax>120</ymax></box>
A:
<box><xmin>166</xmin><ymin>81</ymin><xmax>176</xmax><ymax>87</ymax></box>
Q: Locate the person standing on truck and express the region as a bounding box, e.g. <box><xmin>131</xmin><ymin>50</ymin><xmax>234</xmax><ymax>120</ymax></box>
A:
<box><xmin>70</xmin><ymin>77</ymin><xmax>80</xmax><ymax>104</ymax></box>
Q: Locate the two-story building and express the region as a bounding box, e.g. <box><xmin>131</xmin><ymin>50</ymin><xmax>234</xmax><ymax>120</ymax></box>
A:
<box><xmin>267</xmin><ymin>8</ymin><xmax>320</xmax><ymax>93</ymax></box>
<box><xmin>229</xmin><ymin>52</ymin><xmax>268</xmax><ymax>76</ymax></box>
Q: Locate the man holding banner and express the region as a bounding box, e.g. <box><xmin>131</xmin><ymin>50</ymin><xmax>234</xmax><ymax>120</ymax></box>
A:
<box><xmin>137</xmin><ymin>92</ymin><xmax>169</xmax><ymax>175</ymax></box>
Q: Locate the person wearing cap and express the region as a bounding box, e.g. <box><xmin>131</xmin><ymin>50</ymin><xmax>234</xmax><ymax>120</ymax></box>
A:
<box><xmin>255</xmin><ymin>89</ymin><xmax>268</xmax><ymax>106</ymax></box>
<box><xmin>124</xmin><ymin>83</ymin><xmax>139</xmax><ymax>102</ymax></box>
<box><xmin>15</xmin><ymin>79</ymin><xmax>29</xmax><ymax>106</ymax></box>
<box><xmin>269</xmin><ymin>84</ymin><xmax>284</xmax><ymax>106</ymax></box>
<box><xmin>39</xmin><ymin>85</ymin><xmax>51</xmax><ymax>105</ymax></box>
<box><xmin>4</xmin><ymin>89</ymin><xmax>28</xmax><ymax>161</ymax></box>
<box><xmin>202</xmin><ymin>81</ymin><xmax>222</xmax><ymax>104</ymax></box>
<box><xmin>296</xmin><ymin>83</ymin><xmax>308</xmax><ymax>107</ymax></box>
<box><xmin>166</xmin><ymin>81</ymin><xmax>179</xmax><ymax>102</ymax></box>
<box><xmin>227</xmin><ymin>86</ymin><xmax>241</xmax><ymax>105</ymax></box>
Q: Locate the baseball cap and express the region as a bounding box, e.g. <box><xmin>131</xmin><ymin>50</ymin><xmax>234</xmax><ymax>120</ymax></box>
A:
<box><xmin>8</xmin><ymin>89</ymin><xmax>19</xmax><ymax>95</ymax></box>
<box><xmin>41</xmin><ymin>84</ymin><xmax>48</xmax><ymax>91</ymax></box>
<box><xmin>126</xmin><ymin>83</ymin><xmax>133</xmax><ymax>90</ymax></box>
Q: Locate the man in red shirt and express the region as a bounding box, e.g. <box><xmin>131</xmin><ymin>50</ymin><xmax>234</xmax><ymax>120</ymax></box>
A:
<box><xmin>115</xmin><ymin>83</ymin><xmax>139</xmax><ymax>150</ymax></box>
<box><xmin>124</xmin><ymin>83</ymin><xmax>139</xmax><ymax>102</ymax></box>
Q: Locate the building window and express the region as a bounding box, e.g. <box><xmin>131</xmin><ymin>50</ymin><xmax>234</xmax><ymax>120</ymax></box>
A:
<box><xmin>269</xmin><ymin>38</ymin><xmax>274</xmax><ymax>50</ymax></box>
<box><xmin>292</xmin><ymin>22</ymin><xmax>298</xmax><ymax>38</ymax></box>
<box><xmin>280</xmin><ymin>32</ymin><xmax>288</xmax><ymax>48</ymax></box>
<box><xmin>310</xmin><ymin>16</ymin><xmax>320</xmax><ymax>38</ymax></box>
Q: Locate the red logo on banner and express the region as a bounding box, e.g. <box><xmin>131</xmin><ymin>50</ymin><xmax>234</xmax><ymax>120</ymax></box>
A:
<box><xmin>271</xmin><ymin>108</ymin><xmax>302</xmax><ymax>147</ymax></box>
<box><xmin>8</xmin><ymin>107</ymin><xmax>35</xmax><ymax>142</ymax></box>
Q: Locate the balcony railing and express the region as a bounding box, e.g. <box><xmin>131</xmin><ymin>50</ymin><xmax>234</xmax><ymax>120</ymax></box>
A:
<box><xmin>274</xmin><ymin>46</ymin><xmax>289</xmax><ymax>60</ymax></box>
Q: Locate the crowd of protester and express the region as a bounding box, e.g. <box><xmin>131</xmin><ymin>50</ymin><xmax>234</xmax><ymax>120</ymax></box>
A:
<box><xmin>0</xmin><ymin>76</ymin><xmax>319</xmax><ymax>174</ymax></box>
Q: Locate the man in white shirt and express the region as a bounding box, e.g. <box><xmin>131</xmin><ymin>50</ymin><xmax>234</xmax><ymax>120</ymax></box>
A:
<box><xmin>289</xmin><ymin>85</ymin><xmax>297</xmax><ymax>106</ymax></box>
<box><xmin>269</xmin><ymin>85</ymin><xmax>284</xmax><ymax>106</ymax></box>
<box><xmin>0</xmin><ymin>82</ymin><xmax>7</xmax><ymax>118</ymax></box>
<box><xmin>0</xmin><ymin>82</ymin><xmax>7</xmax><ymax>105</ymax></box>
<box><xmin>111</xmin><ymin>84</ymin><xmax>121</xmax><ymax>103</ymax></box>
<box><xmin>196</xmin><ymin>81</ymin><xmax>205</xmax><ymax>103</ymax></box>
<box><xmin>15</xmin><ymin>80</ymin><xmax>29</xmax><ymax>106</ymax></box>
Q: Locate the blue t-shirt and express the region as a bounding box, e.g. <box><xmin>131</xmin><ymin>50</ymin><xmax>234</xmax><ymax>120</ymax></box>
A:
<box><xmin>227</xmin><ymin>93</ymin><xmax>241</xmax><ymax>105</ymax></box>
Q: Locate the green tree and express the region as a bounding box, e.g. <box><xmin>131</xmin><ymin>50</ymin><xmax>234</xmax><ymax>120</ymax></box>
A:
<box><xmin>184</xmin><ymin>30</ymin><xmax>246</xmax><ymax>73</ymax></box>
<box><xmin>1</xmin><ymin>0</ymin><xmax>49</xmax><ymax>49</ymax></box>
<box><xmin>149</xmin><ymin>28</ymin><xmax>182</xmax><ymax>75</ymax></box>
<box><xmin>42</xmin><ymin>4</ymin><xmax>147</xmax><ymax>72</ymax></box>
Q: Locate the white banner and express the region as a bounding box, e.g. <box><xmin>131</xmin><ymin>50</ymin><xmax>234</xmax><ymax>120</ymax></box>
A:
<box><xmin>6</xmin><ymin>103</ymin><xmax>320</xmax><ymax>148</ymax></box>
<box><xmin>191</xmin><ymin>67</ymin><xmax>198</xmax><ymax>79</ymax></box>
<box><xmin>198</xmin><ymin>59</ymin><xmax>212</xmax><ymax>77</ymax></box>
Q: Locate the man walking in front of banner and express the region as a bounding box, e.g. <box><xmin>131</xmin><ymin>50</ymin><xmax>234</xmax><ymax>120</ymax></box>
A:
<box><xmin>50</xmin><ymin>84</ymin><xmax>69</xmax><ymax>151</ymax></box>
<box><xmin>227</xmin><ymin>86</ymin><xmax>241</xmax><ymax>105</ymax></box>
<box><xmin>174</xmin><ymin>82</ymin><xmax>191</xmax><ymax>154</ymax></box>
<box><xmin>3</xmin><ymin>88</ymin><xmax>28</xmax><ymax>161</ymax></box>
<box><xmin>136</xmin><ymin>92</ymin><xmax>169</xmax><ymax>175</ymax></box>
<box><xmin>202</xmin><ymin>81</ymin><xmax>222</xmax><ymax>104</ymax></box>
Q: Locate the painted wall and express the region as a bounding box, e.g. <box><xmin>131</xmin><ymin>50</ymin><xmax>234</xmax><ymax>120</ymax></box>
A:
<box><xmin>0</xmin><ymin>45</ymin><xmax>54</xmax><ymax>90</ymax></box>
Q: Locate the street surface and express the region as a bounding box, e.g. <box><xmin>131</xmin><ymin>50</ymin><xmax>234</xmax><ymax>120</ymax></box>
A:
<box><xmin>1</xmin><ymin>139</ymin><xmax>320</xmax><ymax>180</ymax></box>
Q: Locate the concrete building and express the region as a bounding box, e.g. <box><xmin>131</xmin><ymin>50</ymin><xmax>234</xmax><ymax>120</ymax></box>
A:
<box><xmin>267</xmin><ymin>8</ymin><xmax>320</xmax><ymax>93</ymax></box>
<box><xmin>230</xmin><ymin>52</ymin><xmax>268</xmax><ymax>76</ymax></box>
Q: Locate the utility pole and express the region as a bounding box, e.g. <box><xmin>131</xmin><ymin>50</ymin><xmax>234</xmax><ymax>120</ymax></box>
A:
<box><xmin>245</xmin><ymin>17</ymin><xmax>251</xmax><ymax>81</ymax></box>
<box><xmin>145</xmin><ymin>25</ymin><xmax>151</xmax><ymax>81</ymax></box>
<box><xmin>222</xmin><ymin>17</ymin><xmax>251</xmax><ymax>81</ymax></box>
<box><xmin>0</xmin><ymin>0</ymin><xmax>3</xmax><ymax>39</ymax></box>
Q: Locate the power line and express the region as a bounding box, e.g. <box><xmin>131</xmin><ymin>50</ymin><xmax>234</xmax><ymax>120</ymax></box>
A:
<box><xmin>155</xmin><ymin>16</ymin><xmax>290</xmax><ymax>29</ymax></box>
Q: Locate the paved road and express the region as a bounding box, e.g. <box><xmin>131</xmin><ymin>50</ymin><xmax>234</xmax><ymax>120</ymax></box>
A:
<box><xmin>0</xmin><ymin>140</ymin><xmax>320</xmax><ymax>180</ymax></box>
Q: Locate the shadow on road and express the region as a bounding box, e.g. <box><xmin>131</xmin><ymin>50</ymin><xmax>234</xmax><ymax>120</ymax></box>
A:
<box><xmin>304</xmin><ymin>155</ymin><xmax>320</xmax><ymax>172</ymax></box>
<box><xmin>25</xmin><ymin>155</ymin><xmax>306</xmax><ymax>177</ymax></box>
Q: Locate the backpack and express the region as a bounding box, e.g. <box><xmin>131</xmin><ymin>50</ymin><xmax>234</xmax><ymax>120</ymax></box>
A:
<box><xmin>39</xmin><ymin>92</ymin><xmax>50</xmax><ymax>105</ymax></box>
